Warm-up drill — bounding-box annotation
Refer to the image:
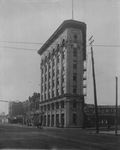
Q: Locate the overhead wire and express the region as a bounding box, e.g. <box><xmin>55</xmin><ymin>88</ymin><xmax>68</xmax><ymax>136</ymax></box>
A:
<box><xmin>0</xmin><ymin>41</ymin><xmax>44</xmax><ymax>45</ymax></box>
<box><xmin>0</xmin><ymin>46</ymin><xmax>38</xmax><ymax>51</ymax></box>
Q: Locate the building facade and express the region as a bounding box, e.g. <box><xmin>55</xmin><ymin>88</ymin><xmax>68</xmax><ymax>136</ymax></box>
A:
<box><xmin>9</xmin><ymin>101</ymin><xmax>24</xmax><ymax>124</ymax></box>
<box><xmin>23</xmin><ymin>93</ymin><xmax>40</xmax><ymax>126</ymax></box>
<box><xmin>84</xmin><ymin>104</ymin><xmax>120</xmax><ymax>127</ymax></box>
<box><xmin>38</xmin><ymin>20</ymin><xmax>86</xmax><ymax>127</ymax></box>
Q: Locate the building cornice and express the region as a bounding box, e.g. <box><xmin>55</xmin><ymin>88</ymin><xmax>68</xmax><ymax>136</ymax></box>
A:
<box><xmin>38</xmin><ymin>20</ymin><xmax>86</xmax><ymax>56</ymax></box>
<box><xmin>39</xmin><ymin>93</ymin><xmax>84</xmax><ymax>105</ymax></box>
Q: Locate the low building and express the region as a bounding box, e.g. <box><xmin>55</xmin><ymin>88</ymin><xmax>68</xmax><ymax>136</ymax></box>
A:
<box><xmin>84</xmin><ymin>104</ymin><xmax>120</xmax><ymax>127</ymax></box>
<box><xmin>23</xmin><ymin>93</ymin><xmax>40</xmax><ymax>126</ymax></box>
<box><xmin>9</xmin><ymin>101</ymin><xmax>24</xmax><ymax>124</ymax></box>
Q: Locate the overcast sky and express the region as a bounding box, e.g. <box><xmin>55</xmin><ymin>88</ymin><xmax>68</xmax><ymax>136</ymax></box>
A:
<box><xmin>0</xmin><ymin>0</ymin><xmax>120</xmax><ymax>114</ymax></box>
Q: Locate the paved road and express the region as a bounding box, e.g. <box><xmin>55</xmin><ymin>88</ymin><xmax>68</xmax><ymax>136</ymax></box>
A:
<box><xmin>0</xmin><ymin>123</ymin><xmax>120</xmax><ymax>149</ymax></box>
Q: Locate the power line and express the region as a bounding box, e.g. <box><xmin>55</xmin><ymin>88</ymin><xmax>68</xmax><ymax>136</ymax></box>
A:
<box><xmin>93</xmin><ymin>45</ymin><xmax>120</xmax><ymax>48</ymax></box>
<box><xmin>0</xmin><ymin>46</ymin><xmax>38</xmax><ymax>51</ymax></box>
<box><xmin>0</xmin><ymin>40</ymin><xmax>120</xmax><ymax>47</ymax></box>
<box><xmin>0</xmin><ymin>41</ymin><xmax>44</xmax><ymax>45</ymax></box>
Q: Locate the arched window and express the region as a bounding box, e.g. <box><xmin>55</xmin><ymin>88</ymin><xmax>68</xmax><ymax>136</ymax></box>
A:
<box><xmin>74</xmin><ymin>34</ymin><xmax>77</xmax><ymax>42</ymax></box>
<box><xmin>62</xmin><ymin>39</ymin><xmax>65</xmax><ymax>47</ymax></box>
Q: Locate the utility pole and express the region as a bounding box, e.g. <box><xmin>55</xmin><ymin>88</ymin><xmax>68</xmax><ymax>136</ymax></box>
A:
<box><xmin>72</xmin><ymin>0</ymin><xmax>74</xmax><ymax>20</ymax></box>
<box><xmin>115</xmin><ymin>77</ymin><xmax>118</xmax><ymax>136</ymax></box>
<box><xmin>89</xmin><ymin>36</ymin><xmax>99</xmax><ymax>134</ymax></box>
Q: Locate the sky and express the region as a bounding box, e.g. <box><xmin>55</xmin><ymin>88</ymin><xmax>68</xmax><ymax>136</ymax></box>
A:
<box><xmin>0</xmin><ymin>0</ymin><xmax>120</xmax><ymax>114</ymax></box>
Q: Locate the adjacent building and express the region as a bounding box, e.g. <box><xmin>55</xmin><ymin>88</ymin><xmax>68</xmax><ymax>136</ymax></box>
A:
<box><xmin>9</xmin><ymin>101</ymin><xmax>24</xmax><ymax>124</ymax></box>
<box><xmin>38</xmin><ymin>20</ymin><xmax>87</xmax><ymax>127</ymax></box>
<box><xmin>22</xmin><ymin>93</ymin><xmax>40</xmax><ymax>126</ymax></box>
<box><xmin>84</xmin><ymin>104</ymin><xmax>120</xmax><ymax>127</ymax></box>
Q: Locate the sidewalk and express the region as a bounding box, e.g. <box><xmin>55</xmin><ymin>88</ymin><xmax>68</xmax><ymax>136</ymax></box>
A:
<box><xmin>100</xmin><ymin>130</ymin><xmax>120</xmax><ymax>135</ymax></box>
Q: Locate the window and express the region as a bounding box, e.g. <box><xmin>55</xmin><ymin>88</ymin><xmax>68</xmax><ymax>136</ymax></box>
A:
<box><xmin>62</xmin><ymin>51</ymin><xmax>65</xmax><ymax>59</ymax></box>
<box><xmin>41</xmin><ymin>106</ymin><xmax>43</xmax><ymax>112</ymax></box>
<box><xmin>41</xmin><ymin>67</ymin><xmax>44</xmax><ymax>74</ymax></box>
<box><xmin>73</xmin><ymin>73</ymin><xmax>77</xmax><ymax>82</ymax></box>
<box><xmin>62</xmin><ymin>65</ymin><xmax>65</xmax><ymax>72</ymax></box>
<box><xmin>73</xmin><ymin>113</ymin><xmax>77</xmax><ymax>126</ymax></box>
<box><xmin>41</xmin><ymin>76</ymin><xmax>44</xmax><ymax>83</ymax></box>
<box><xmin>53</xmin><ymin>59</ymin><xmax>55</xmax><ymax>66</ymax></box>
<box><xmin>73</xmin><ymin>100</ymin><xmax>77</xmax><ymax>108</ymax></box>
<box><xmin>56</xmin><ymin>102</ymin><xmax>59</xmax><ymax>109</ymax></box>
<box><xmin>44</xmin><ymin>105</ymin><xmax>46</xmax><ymax>111</ymax></box>
<box><xmin>48</xmin><ymin>72</ymin><xmax>51</xmax><ymax>79</ymax></box>
<box><xmin>48</xmin><ymin>92</ymin><xmax>50</xmax><ymax>99</ymax></box>
<box><xmin>61</xmin><ymin>87</ymin><xmax>65</xmax><ymax>94</ymax></box>
<box><xmin>52</xmin><ymin>91</ymin><xmax>54</xmax><ymax>97</ymax></box>
<box><xmin>53</xmin><ymin>70</ymin><xmax>55</xmax><ymax>77</ymax></box>
<box><xmin>62</xmin><ymin>39</ymin><xmax>65</xmax><ymax>47</ymax></box>
<box><xmin>45</xmin><ymin>84</ymin><xmax>47</xmax><ymax>90</ymax></box>
<box><xmin>41</xmin><ymin>86</ymin><xmax>43</xmax><ymax>92</ymax></box>
<box><xmin>73</xmin><ymin>48</ymin><xmax>77</xmax><ymax>57</ymax></box>
<box><xmin>62</xmin><ymin>75</ymin><xmax>65</xmax><ymax>83</ymax></box>
<box><xmin>57</xmin><ymin>55</ymin><xmax>60</xmax><ymax>63</ymax></box>
<box><xmin>56</xmin><ymin>89</ymin><xmax>59</xmax><ymax>96</ymax></box>
<box><xmin>44</xmin><ymin>94</ymin><xmax>46</xmax><ymax>100</ymax></box>
<box><xmin>73</xmin><ymin>64</ymin><xmax>77</xmax><ymax>69</ymax></box>
<box><xmin>57</xmin><ymin>68</ymin><xmax>60</xmax><ymax>75</ymax></box>
<box><xmin>45</xmin><ymin>65</ymin><xmax>47</xmax><ymax>72</ymax></box>
<box><xmin>73</xmin><ymin>85</ymin><xmax>77</xmax><ymax>93</ymax></box>
<box><xmin>61</xmin><ymin>101</ymin><xmax>64</xmax><ymax>108</ymax></box>
<box><xmin>57</xmin><ymin>77</ymin><xmax>59</xmax><ymax>85</ymax></box>
<box><xmin>41</xmin><ymin>95</ymin><xmax>43</xmax><ymax>101</ymax></box>
<box><xmin>45</xmin><ymin>74</ymin><xmax>47</xmax><ymax>80</ymax></box>
<box><xmin>74</xmin><ymin>34</ymin><xmax>77</xmax><ymax>42</ymax></box>
<box><xmin>48</xmin><ymin>104</ymin><xmax>50</xmax><ymax>111</ymax></box>
<box><xmin>52</xmin><ymin>81</ymin><xmax>55</xmax><ymax>87</ymax></box>
<box><xmin>51</xmin><ymin>103</ymin><xmax>54</xmax><ymax>110</ymax></box>
<box><xmin>48</xmin><ymin>63</ymin><xmax>51</xmax><ymax>70</ymax></box>
<box><xmin>48</xmin><ymin>82</ymin><xmax>50</xmax><ymax>89</ymax></box>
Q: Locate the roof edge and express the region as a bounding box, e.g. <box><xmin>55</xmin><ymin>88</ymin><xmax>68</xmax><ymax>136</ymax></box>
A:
<box><xmin>38</xmin><ymin>19</ymin><xmax>86</xmax><ymax>55</ymax></box>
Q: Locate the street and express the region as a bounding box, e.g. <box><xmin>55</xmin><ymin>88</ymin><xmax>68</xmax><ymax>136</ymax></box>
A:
<box><xmin>0</xmin><ymin>123</ymin><xmax>120</xmax><ymax>150</ymax></box>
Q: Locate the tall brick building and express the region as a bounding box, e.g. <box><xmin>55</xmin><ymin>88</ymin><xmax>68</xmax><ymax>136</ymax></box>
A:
<box><xmin>38</xmin><ymin>20</ymin><xmax>86</xmax><ymax>127</ymax></box>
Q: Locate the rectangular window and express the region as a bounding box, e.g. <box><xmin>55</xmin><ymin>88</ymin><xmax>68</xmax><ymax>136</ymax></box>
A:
<box><xmin>52</xmin><ymin>91</ymin><xmax>54</xmax><ymax>97</ymax></box>
<box><xmin>45</xmin><ymin>74</ymin><xmax>47</xmax><ymax>80</ymax></box>
<box><xmin>57</xmin><ymin>68</ymin><xmax>60</xmax><ymax>75</ymax></box>
<box><xmin>53</xmin><ymin>70</ymin><xmax>55</xmax><ymax>77</ymax></box>
<box><xmin>52</xmin><ymin>81</ymin><xmax>55</xmax><ymax>87</ymax></box>
<box><xmin>61</xmin><ymin>87</ymin><xmax>65</xmax><ymax>94</ymax></box>
<box><xmin>73</xmin><ymin>48</ymin><xmax>77</xmax><ymax>57</ymax></box>
<box><xmin>73</xmin><ymin>85</ymin><xmax>77</xmax><ymax>93</ymax></box>
<box><xmin>62</xmin><ymin>76</ymin><xmax>64</xmax><ymax>83</ymax></box>
<box><xmin>48</xmin><ymin>82</ymin><xmax>50</xmax><ymax>89</ymax></box>
<box><xmin>48</xmin><ymin>92</ymin><xmax>50</xmax><ymax>99</ymax></box>
<box><xmin>56</xmin><ymin>89</ymin><xmax>59</xmax><ymax>96</ymax></box>
<box><xmin>57</xmin><ymin>77</ymin><xmax>59</xmax><ymax>85</ymax></box>
<box><xmin>62</xmin><ymin>51</ymin><xmax>65</xmax><ymax>59</ymax></box>
<box><xmin>73</xmin><ymin>64</ymin><xmax>77</xmax><ymax>69</ymax></box>
<box><xmin>73</xmin><ymin>73</ymin><xmax>77</xmax><ymax>82</ymax></box>
<box><xmin>57</xmin><ymin>55</ymin><xmax>60</xmax><ymax>63</ymax></box>
<box><xmin>48</xmin><ymin>72</ymin><xmax>51</xmax><ymax>79</ymax></box>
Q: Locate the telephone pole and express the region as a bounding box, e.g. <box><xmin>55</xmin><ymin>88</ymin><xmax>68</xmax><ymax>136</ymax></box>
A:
<box><xmin>115</xmin><ymin>77</ymin><xmax>118</xmax><ymax>136</ymax></box>
<box><xmin>72</xmin><ymin>0</ymin><xmax>74</xmax><ymax>20</ymax></box>
<box><xmin>89</xmin><ymin>36</ymin><xmax>99</xmax><ymax>133</ymax></box>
